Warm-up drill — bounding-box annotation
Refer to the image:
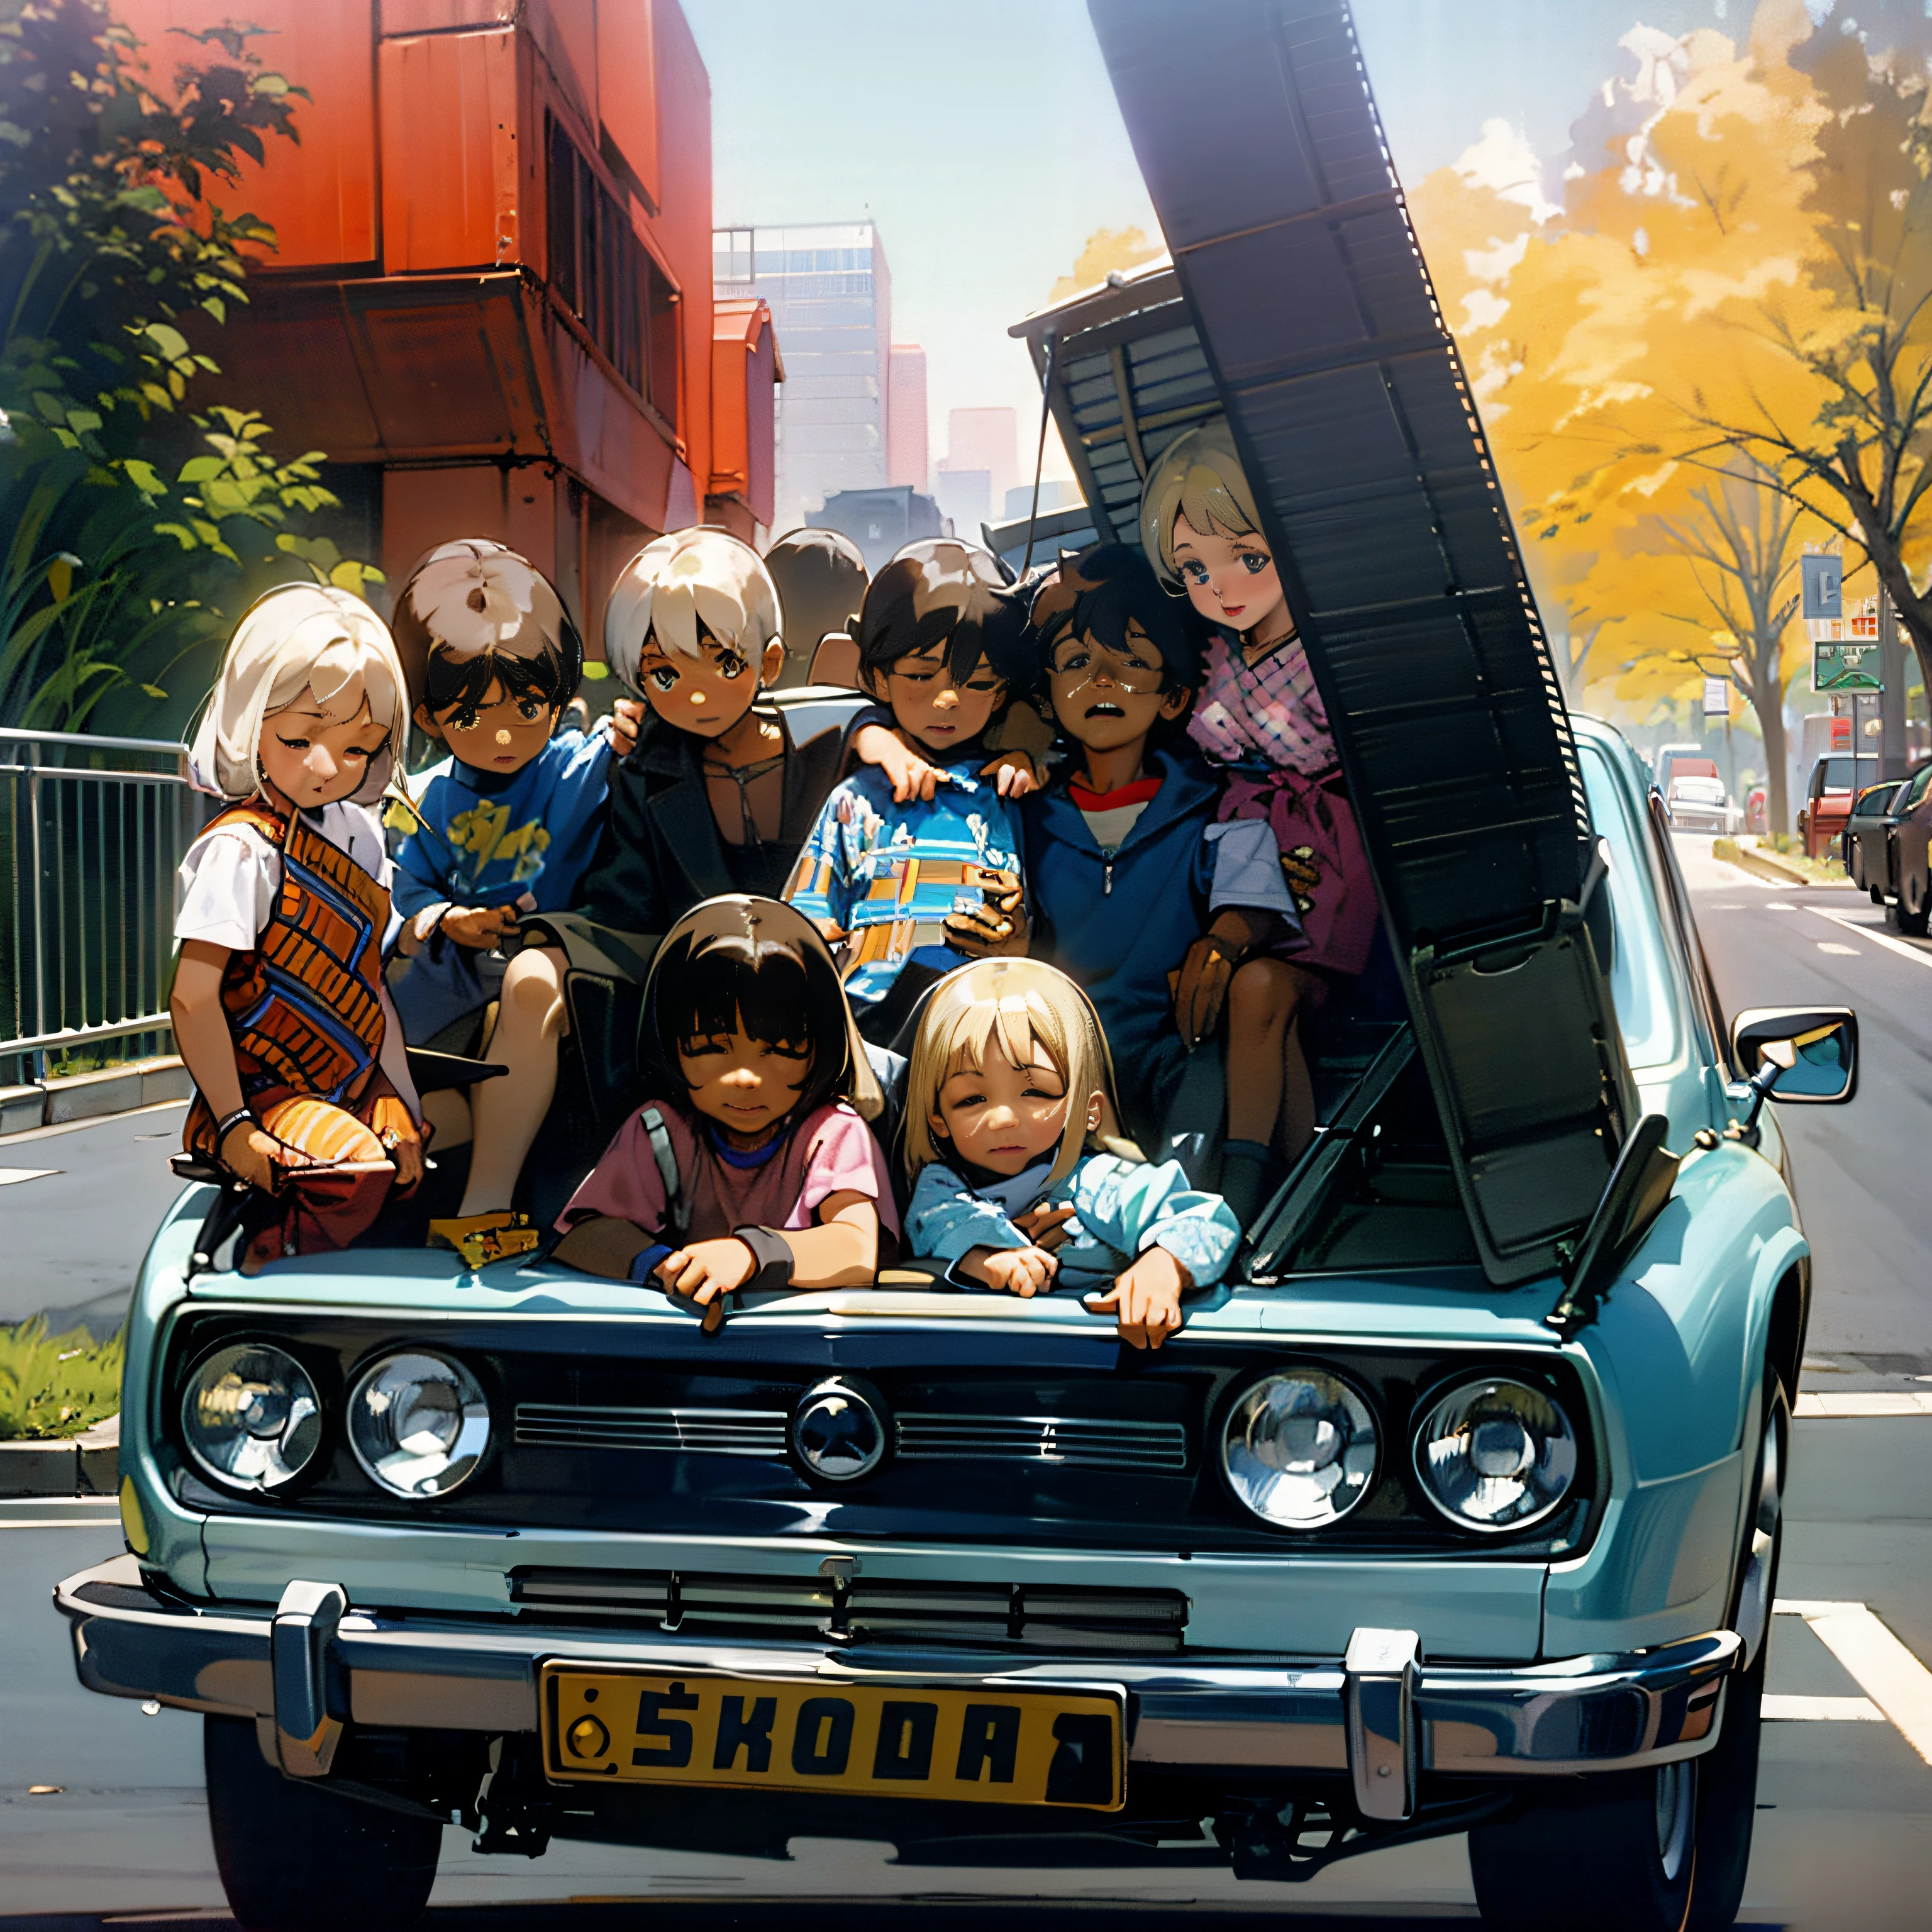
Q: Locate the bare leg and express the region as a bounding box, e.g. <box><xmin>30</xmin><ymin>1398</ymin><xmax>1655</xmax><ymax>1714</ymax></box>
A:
<box><xmin>457</xmin><ymin>946</ymin><xmax>569</xmax><ymax>1215</ymax></box>
<box><xmin>1225</xmin><ymin>958</ymin><xmax>1319</xmax><ymax>1163</ymax></box>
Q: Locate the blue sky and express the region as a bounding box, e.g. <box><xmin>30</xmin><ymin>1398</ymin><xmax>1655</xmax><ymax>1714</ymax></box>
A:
<box><xmin>681</xmin><ymin>1</ymin><xmax>1735</xmax><ymax>483</ymax></box>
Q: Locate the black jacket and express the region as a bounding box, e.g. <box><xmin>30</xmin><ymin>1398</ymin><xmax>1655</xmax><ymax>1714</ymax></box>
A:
<box><xmin>575</xmin><ymin>707</ymin><xmax>843</xmax><ymax>936</ymax></box>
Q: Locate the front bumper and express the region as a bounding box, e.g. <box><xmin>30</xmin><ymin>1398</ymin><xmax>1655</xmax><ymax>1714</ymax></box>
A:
<box><xmin>57</xmin><ymin>1556</ymin><xmax>1736</xmax><ymax>1824</ymax></box>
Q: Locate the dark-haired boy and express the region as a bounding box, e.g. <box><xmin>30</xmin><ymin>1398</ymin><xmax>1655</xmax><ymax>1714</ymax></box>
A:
<box><xmin>386</xmin><ymin>540</ymin><xmax>613</xmax><ymax>1253</ymax></box>
<box><xmin>785</xmin><ymin>539</ymin><xmax>1034</xmax><ymax>1043</ymax></box>
<box><xmin>1019</xmin><ymin>545</ymin><xmax>1304</xmax><ymax>1223</ymax></box>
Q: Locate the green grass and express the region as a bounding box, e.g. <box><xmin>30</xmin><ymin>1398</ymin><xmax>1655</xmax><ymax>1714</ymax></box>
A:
<box><xmin>0</xmin><ymin>1316</ymin><xmax>123</xmax><ymax>1440</ymax></box>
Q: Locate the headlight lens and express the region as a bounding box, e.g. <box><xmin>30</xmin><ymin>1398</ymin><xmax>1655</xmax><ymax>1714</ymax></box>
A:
<box><xmin>348</xmin><ymin>1350</ymin><xmax>490</xmax><ymax>1499</ymax></box>
<box><xmin>182</xmin><ymin>1343</ymin><xmax>322</xmax><ymax>1491</ymax></box>
<box><xmin>1223</xmin><ymin>1369</ymin><xmax>1379</xmax><ymax>1528</ymax></box>
<box><xmin>1413</xmin><ymin>1377</ymin><xmax>1578</xmax><ymax>1531</ymax></box>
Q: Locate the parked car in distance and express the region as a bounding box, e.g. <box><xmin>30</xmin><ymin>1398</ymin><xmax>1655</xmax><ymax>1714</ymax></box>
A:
<box><xmin>1860</xmin><ymin>759</ymin><xmax>1932</xmax><ymax>933</ymax></box>
<box><xmin>1796</xmin><ymin>753</ymin><xmax>1882</xmax><ymax>859</ymax></box>
<box><xmin>1655</xmin><ymin>745</ymin><xmax>1719</xmax><ymax>796</ymax></box>
<box><xmin>1663</xmin><ymin>773</ymin><xmax>1741</xmax><ymax>836</ymax></box>
<box><xmin>1841</xmin><ymin>778</ymin><xmax>1909</xmax><ymax>894</ymax></box>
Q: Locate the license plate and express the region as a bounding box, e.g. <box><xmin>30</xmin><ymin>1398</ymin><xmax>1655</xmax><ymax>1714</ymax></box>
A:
<box><xmin>539</xmin><ymin>1663</ymin><xmax>1124</xmax><ymax>1811</ymax></box>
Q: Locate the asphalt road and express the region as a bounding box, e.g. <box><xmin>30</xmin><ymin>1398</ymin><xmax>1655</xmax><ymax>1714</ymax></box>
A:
<box><xmin>1</xmin><ymin>836</ymin><xmax>1930</xmax><ymax>1927</ymax></box>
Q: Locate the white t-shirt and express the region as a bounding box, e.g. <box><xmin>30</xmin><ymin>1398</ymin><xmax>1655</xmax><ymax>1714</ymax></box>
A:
<box><xmin>175</xmin><ymin>801</ymin><xmax>391</xmax><ymax>950</ymax></box>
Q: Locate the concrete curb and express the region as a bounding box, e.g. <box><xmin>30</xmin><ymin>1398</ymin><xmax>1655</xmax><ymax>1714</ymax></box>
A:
<box><xmin>0</xmin><ymin>1415</ymin><xmax>119</xmax><ymax>1498</ymax></box>
<box><xmin>0</xmin><ymin>1056</ymin><xmax>189</xmax><ymax>1136</ymax></box>
<box><xmin>1714</xmin><ymin>837</ymin><xmax>1814</xmax><ymax>887</ymax></box>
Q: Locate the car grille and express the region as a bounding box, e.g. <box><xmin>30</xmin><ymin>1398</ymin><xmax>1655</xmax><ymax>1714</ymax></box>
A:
<box><xmin>514</xmin><ymin>1404</ymin><xmax>786</xmax><ymax>1457</ymax></box>
<box><xmin>513</xmin><ymin>1404</ymin><xmax>1190</xmax><ymax>1475</ymax></box>
<box><xmin>895</xmin><ymin>1413</ymin><xmax>1187</xmax><ymax>1472</ymax></box>
<box><xmin>509</xmin><ymin>1567</ymin><xmax>1188</xmax><ymax>1653</ymax></box>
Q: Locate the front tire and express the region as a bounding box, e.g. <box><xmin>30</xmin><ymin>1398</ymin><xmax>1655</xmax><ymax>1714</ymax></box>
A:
<box><xmin>204</xmin><ymin>1718</ymin><xmax>441</xmax><ymax>1932</ymax></box>
<box><xmin>1892</xmin><ymin>869</ymin><xmax>1930</xmax><ymax>936</ymax></box>
<box><xmin>1468</xmin><ymin>1761</ymin><xmax>1697</xmax><ymax>1932</ymax></box>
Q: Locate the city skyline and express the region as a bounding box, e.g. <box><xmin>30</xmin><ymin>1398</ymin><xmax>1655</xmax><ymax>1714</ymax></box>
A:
<box><xmin>687</xmin><ymin>0</ymin><xmax>1741</xmax><ymax>505</ymax></box>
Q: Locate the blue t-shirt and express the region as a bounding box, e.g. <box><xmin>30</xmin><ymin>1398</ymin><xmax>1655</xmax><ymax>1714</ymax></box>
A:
<box><xmin>390</xmin><ymin>726</ymin><xmax>613</xmax><ymax>924</ymax></box>
<box><xmin>786</xmin><ymin>752</ymin><xmax>1026</xmax><ymax>1010</ymax></box>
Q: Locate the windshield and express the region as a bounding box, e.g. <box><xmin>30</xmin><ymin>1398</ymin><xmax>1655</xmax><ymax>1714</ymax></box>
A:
<box><xmin>1670</xmin><ymin>777</ymin><xmax>1725</xmax><ymax>802</ymax></box>
<box><xmin>1816</xmin><ymin>757</ymin><xmax>1871</xmax><ymax>790</ymax></box>
<box><xmin>1580</xmin><ymin>742</ymin><xmax>1680</xmax><ymax>1072</ymax></box>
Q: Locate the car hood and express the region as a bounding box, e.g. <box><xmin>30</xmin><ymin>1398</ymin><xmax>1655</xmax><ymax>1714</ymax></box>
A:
<box><xmin>1013</xmin><ymin>1</ymin><xmax>1636</xmax><ymax>1287</ymax></box>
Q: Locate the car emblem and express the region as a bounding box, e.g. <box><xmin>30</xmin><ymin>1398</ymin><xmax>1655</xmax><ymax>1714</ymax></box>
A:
<box><xmin>791</xmin><ymin>1378</ymin><xmax>887</xmax><ymax>1482</ymax></box>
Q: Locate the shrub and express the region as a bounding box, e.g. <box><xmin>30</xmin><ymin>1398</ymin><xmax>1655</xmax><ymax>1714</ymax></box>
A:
<box><xmin>0</xmin><ymin>1314</ymin><xmax>123</xmax><ymax>1439</ymax></box>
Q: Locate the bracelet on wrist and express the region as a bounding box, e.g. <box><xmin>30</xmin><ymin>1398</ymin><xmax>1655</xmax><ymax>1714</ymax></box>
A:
<box><xmin>733</xmin><ymin>1225</ymin><xmax>795</xmax><ymax>1295</ymax></box>
<box><xmin>213</xmin><ymin>1106</ymin><xmax>255</xmax><ymax>1146</ymax></box>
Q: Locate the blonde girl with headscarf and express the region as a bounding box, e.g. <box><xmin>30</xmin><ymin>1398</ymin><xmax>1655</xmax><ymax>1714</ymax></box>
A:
<box><xmin>169</xmin><ymin>584</ymin><xmax>423</xmax><ymax>1270</ymax></box>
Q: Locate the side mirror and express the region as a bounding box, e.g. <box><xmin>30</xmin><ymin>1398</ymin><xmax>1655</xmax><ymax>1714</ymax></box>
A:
<box><xmin>1730</xmin><ymin>1006</ymin><xmax>1857</xmax><ymax>1106</ymax></box>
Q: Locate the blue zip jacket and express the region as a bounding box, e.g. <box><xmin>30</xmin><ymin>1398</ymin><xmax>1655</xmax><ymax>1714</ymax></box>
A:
<box><xmin>1023</xmin><ymin>745</ymin><xmax>1221</xmax><ymax>1061</ymax></box>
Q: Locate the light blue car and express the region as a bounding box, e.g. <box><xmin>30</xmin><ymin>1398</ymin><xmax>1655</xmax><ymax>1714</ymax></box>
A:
<box><xmin>53</xmin><ymin>8</ymin><xmax>1858</xmax><ymax>1930</ymax></box>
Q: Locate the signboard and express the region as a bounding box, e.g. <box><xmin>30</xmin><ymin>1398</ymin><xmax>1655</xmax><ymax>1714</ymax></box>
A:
<box><xmin>1814</xmin><ymin>640</ymin><xmax>1883</xmax><ymax>692</ymax></box>
<box><xmin>1702</xmin><ymin>676</ymin><xmax>1730</xmax><ymax>718</ymax></box>
<box><xmin>1802</xmin><ymin>553</ymin><xmax>1843</xmax><ymax>619</ymax></box>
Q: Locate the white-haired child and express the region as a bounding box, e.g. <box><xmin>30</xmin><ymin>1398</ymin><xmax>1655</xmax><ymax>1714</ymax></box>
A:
<box><xmin>570</xmin><ymin>527</ymin><xmax>844</xmax><ymax>948</ymax></box>
<box><xmin>903</xmin><ymin>958</ymin><xmax>1241</xmax><ymax>1350</ymax></box>
<box><xmin>169</xmin><ymin>584</ymin><xmax>423</xmax><ymax>1270</ymax></box>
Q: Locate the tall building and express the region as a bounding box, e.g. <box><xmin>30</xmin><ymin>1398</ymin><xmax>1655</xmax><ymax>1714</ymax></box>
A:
<box><xmin>715</xmin><ymin>223</ymin><xmax>893</xmax><ymax>533</ymax></box>
<box><xmin>940</xmin><ymin>407</ymin><xmax>1020</xmax><ymax>512</ymax></box>
<box><xmin>887</xmin><ymin>343</ymin><xmax>928</xmax><ymax>491</ymax></box>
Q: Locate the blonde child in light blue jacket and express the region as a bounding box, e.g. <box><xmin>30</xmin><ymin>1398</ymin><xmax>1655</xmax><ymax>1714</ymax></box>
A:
<box><xmin>903</xmin><ymin>958</ymin><xmax>1241</xmax><ymax>1351</ymax></box>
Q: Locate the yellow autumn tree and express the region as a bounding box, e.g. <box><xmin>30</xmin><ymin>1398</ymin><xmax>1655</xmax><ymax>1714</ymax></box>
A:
<box><xmin>1404</xmin><ymin>4</ymin><xmax>1924</xmax><ymax>826</ymax></box>
<box><xmin>1048</xmin><ymin>226</ymin><xmax>1164</xmax><ymax>306</ymax></box>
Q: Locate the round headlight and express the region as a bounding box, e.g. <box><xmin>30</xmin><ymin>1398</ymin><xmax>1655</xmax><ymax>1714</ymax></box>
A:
<box><xmin>1223</xmin><ymin>1369</ymin><xmax>1379</xmax><ymax>1529</ymax></box>
<box><xmin>348</xmin><ymin>1351</ymin><xmax>491</xmax><ymax>1499</ymax></box>
<box><xmin>1413</xmin><ymin>1377</ymin><xmax>1578</xmax><ymax>1532</ymax></box>
<box><xmin>182</xmin><ymin>1343</ymin><xmax>322</xmax><ymax>1492</ymax></box>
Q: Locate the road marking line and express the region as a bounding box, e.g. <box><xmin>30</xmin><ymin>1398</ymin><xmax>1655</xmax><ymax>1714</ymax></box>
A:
<box><xmin>1796</xmin><ymin>1391</ymin><xmax>1932</xmax><ymax>1416</ymax></box>
<box><xmin>1774</xmin><ymin>1601</ymin><xmax>1932</xmax><ymax>1767</ymax></box>
<box><xmin>1763</xmin><ymin>1694</ymin><xmax>1885</xmax><ymax>1721</ymax></box>
<box><xmin>1817</xmin><ymin>941</ymin><xmax>1861</xmax><ymax>955</ymax></box>
<box><xmin>0</xmin><ymin>1167</ymin><xmax>60</xmax><ymax>1185</ymax></box>
<box><xmin>1804</xmin><ymin>903</ymin><xmax>1932</xmax><ymax>970</ymax></box>
<box><xmin>0</xmin><ymin>1519</ymin><xmax>122</xmax><ymax>1530</ymax></box>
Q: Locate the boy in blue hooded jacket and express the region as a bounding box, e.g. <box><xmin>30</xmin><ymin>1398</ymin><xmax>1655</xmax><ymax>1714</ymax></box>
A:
<box><xmin>1012</xmin><ymin>545</ymin><xmax>1306</xmax><ymax>1223</ymax></box>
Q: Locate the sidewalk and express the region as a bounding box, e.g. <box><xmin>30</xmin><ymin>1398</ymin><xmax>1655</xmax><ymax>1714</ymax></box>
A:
<box><xmin>0</xmin><ymin>1097</ymin><xmax>191</xmax><ymax>1335</ymax></box>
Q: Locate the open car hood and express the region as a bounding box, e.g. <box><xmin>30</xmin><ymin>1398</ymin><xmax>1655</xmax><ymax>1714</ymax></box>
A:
<box><xmin>1014</xmin><ymin>1</ymin><xmax>1636</xmax><ymax>1285</ymax></box>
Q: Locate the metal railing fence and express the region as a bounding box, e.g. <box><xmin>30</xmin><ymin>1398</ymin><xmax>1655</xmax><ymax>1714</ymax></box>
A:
<box><xmin>1</xmin><ymin>726</ymin><xmax>206</xmax><ymax>1091</ymax></box>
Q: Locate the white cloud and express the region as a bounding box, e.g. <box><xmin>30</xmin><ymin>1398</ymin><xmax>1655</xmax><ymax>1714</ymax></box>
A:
<box><xmin>1452</xmin><ymin>118</ymin><xmax>1562</xmax><ymax>223</ymax></box>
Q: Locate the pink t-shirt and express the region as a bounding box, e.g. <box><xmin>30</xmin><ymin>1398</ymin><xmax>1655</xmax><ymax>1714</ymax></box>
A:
<box><xmin>557</xmin><ymin>1099</ymin><xmax>900</xmax><ymax>1244</ymax></box>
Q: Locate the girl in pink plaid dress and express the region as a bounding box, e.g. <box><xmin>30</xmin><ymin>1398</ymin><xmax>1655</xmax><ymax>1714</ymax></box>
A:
<box><xmin>1140</xmin><ymin>423</ymin><xmax>1379</xmax><ymax>1155</ymax></box>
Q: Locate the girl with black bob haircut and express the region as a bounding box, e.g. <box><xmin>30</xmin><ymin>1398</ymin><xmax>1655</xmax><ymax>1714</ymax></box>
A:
<box><xmin>554</xmin><ymin>896</ymin><xmax>896</xmax><ymax>1330</ymax></box>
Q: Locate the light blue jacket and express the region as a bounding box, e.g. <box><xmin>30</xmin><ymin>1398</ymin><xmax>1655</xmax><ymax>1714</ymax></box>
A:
<box><xmin>906</xmin><ymin>1150</ymin><xmax>1241</xmax><ymax>1293</ymax></box>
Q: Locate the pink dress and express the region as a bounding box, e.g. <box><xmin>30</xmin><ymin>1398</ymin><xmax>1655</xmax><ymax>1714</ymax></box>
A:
<box><xmin>1188</xmin><ymin>631</ymin><xmax>1378</xmax><ymax>978</ymax></box>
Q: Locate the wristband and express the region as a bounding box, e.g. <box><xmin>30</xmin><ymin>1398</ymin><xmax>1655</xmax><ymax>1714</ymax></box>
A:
<box><xmin>628</xmin><ymin>1243</ymin><xmax>675</xmax><ymax>1285</ymax></box>
<box><xmin>213</xmin><ymin>1107</ymin><xmax>255</xmax><ymax>1148</ymax></box>
<box><xmin>732</xmin><ymin>1225</ymin><xmax>795</xmax><ymax>1295</ymax></box>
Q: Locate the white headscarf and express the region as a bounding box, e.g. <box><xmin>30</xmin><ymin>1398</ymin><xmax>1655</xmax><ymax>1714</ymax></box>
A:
<box><xmin>187</xmin><ymin>584</ymin><xmax>409</xmax><ymax>806</ymax></box>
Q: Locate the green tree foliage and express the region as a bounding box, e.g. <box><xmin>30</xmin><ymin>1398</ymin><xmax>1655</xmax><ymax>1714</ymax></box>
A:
<box><xmin>0</xmin><ymin>0</ymin><xmax>380</xmax><ymax>737</ymax></box>
<box><xmin>0</xmin><ymin>1314</ymin><xmax>122</xmax><ymax>1438</ymax></box>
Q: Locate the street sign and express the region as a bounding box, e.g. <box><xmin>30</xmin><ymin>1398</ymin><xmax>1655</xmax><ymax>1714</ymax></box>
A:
<box><xmin>1702</xmin><ymin>676</ymin><xmax>1730</xmax><ymax>718</ymax></box>
<box><xmin>1802</xmin><ymin>553</ymin><xmax>1843</xmax><ymax>619</ymax></box>
<box><xmin>1814</xmin><ymin>640</ymin><xmax>1883</xmax><ymax>692</ymax></box>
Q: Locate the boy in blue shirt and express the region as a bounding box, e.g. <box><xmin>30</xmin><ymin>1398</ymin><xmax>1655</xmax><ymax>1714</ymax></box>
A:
<box><xmin>785</xmin><ymin>540</ymin><xmax>1033</xmax><ymax>1044</ymax></box>
<box><xmin>387</xmin><ymin>538</ymin><xmax>613</xmax><ymax>1261</ymax></box>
